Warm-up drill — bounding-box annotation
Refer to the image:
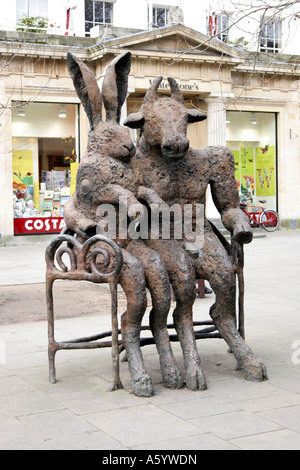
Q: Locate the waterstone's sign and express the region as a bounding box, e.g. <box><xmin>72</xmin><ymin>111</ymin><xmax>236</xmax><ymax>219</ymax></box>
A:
<box><xmin>149</xmin><ymin>79</ymin><xmax>200</xmax><ymax>92</ymax></box>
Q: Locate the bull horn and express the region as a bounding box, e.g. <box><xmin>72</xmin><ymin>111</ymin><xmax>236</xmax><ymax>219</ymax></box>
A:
<box><xmin>168</xmin><ymin>77</ymin><xmax>184</xmax><ymax>103</ymax></box>
<box><xmin>143</xmin><ymin>76</ymin><xmax>162</xmax><ymax>104</ymax></box>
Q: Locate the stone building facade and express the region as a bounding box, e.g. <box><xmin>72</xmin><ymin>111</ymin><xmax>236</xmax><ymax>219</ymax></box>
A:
<box><xmin>0</xmin><ymin>1</ymin><xmax>299</xmax><ymax>244</ymax></box>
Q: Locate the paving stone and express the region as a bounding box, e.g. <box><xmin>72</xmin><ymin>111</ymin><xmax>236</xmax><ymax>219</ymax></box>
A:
<box><xmin>1</xmin><ymin>390</ymin><xmax>64</xmax><ymax>417</ymax></box>
<box><xmin>230</xmin><ymin>429</ymin><xmax>300</xmax><ymax>450</ymax></box>
<box><xmin>0</xmin><ymin>409</ymin><xmax>52</xmax><ymax>450</ymax></box>
<box><xmin>258</xmin><ymin>405</ymin><xmax>300</xmax><ymax>433</ymax></box>
<box><xmin>159</xmin><ymin>396</ymin><xmax>240</xmax><ymax>419</ymax></box>
<box><xmin>132</xmin><ymin>433</ymin><xmax>240</xmax><ymax>450</ymax></box>
<box><xmin>19</xmin><ymin>409</ymin><xmax>96</xmax><ymax>440</ymax></box>
<box><xmin>190</xmin><ymin>410</ymin><xmax>282</xmax><ymax>440</ymax></box>
<box><xmin>83</xmin><ymin>404</ymin><xmax>202</xmax><ymax>448</ymax></box>
<box><xmin>49</xmin><ymin>431</ymin><xmax>128</xmax><ymax>450</ymax></box>
<box><xmin>235</xmin><ymin>392</ymin><xmax>300</xmax><ymax>412</ymax></box>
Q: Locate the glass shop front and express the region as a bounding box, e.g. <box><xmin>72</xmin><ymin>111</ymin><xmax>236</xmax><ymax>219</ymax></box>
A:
<box><xmin>226</xmin><ymin>111</ymin><xmax>278</xmax><ymax>212</ymax></box>
<box><xmin>11</xmin><ymin>102</ymin><xmax>79</xmax><ymax>235</ymax></box>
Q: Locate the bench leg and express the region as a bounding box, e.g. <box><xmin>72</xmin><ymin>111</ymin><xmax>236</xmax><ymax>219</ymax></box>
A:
<box><xmin>196</xmin><ymin>279</ymin><xmax>205</xmax><ymax>298</ymax></box>
<box><xmin>46</xmin><ymin>278</ymin><xmax>58</xmax><ymax>384</ymax></box>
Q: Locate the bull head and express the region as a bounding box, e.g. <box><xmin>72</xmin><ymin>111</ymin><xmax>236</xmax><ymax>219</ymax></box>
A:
<box><xmin>124</xmin><ymin>76</ymin><xmax>207</xmax><ymax>160</ymax></box>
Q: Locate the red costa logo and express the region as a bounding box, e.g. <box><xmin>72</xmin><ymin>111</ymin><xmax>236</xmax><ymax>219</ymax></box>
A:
<box><xmin>14</xmin><ymin>217</ymin><xmax>65</xmax><ymax>235</ymax></box>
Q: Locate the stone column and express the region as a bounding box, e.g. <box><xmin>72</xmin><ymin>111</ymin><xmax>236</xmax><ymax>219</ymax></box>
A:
<box><xmin>205</xmin><ymin>93</ymin><xmax>233</xmax><ymax>219</ymax></box>
<box><xmin>0</xmin><ymin>81</ymin><xmax>14</xmax><ymax>245</ymax></box>
<box><xmin>206</xmin><ymin>94</ymin><xmax>228</xmax><ymax>147</ymax></box>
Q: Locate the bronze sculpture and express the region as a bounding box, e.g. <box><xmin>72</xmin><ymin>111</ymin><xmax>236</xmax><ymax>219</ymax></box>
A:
<box><xmin>124</xmin><ymin>76</ymin><xmax>267</xmax><ymax>385</ymax></box>
<box><xmin>63</xmin><ymin>52</ymin><xmax>184</xmax><ymax>396</ymax></box>
<box><xmin>54</xmin><ymin>52</ymin><xmax>267</xmax><ymax>396</ymax></box>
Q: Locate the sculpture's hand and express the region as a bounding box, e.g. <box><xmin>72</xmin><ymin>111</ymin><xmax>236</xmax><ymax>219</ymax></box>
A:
<box><xmin>221</xmin><ymin>208</ymin><xmax>253</xmax><ymax>245</ymax></box>
<box><xmin>183</xmin><ymin>241</ymin><xmax>201</xmax><ymax>259</ymax></box>
<box><xmin>233</xmin><ymin>220</ymin><xmax>253</xmax><ymax>244</ymax></box>
<box><xmin>78</xmin><ymin>218</ymin><xmax>97</xmax><ymax>238</ymax></box>
<box><xmin>138</xmin><ymin>186</ymin><xmax>165</xmax><ymax>206</ymax></box>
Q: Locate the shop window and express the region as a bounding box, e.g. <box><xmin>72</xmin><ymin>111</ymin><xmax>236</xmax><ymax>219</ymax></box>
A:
<box><xmin>226</xmin><ymin>111</ymin><xmax>277</xmax><ymax>211</ymax></box>
<box><xmin>207</xmin><ymin>13</ymin><xmax>229</xmax><ymax>42</ymax></box>
<box><xmin>259</xmin><ymin>17</ymin><xmax>281</xmax><ymax>53</ymax></box>
<box><xmin>152</xmin><ymin>6</ymin><xmax>169</xmax><ymax>27</ymax></box>
<box><xmin>16</xmin><ymin>0</ymin><xmax>48</xmax><ymax>22</ymax></box>
<box><xmin>12</xmin><ymin>102</ymin><xmax>79</xmax><ymax>235</ymax></box>
<box><xmin>85</xmin><ymin>0</ymin><xmax>113</xmax><ymax>35</ymax></box>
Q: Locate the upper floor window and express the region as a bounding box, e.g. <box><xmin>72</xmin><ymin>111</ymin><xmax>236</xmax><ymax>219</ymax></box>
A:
<box><xmin>16</xmin><ymin>0</ymin><xmax>48</xmax><ymax>23</ymax></box>
<box><xmin>207</xmin><ymin>13</ymin><xmax>229</xmax><ymax>43</ymax></box>
<box><xmin>85</xmin><ymin>0</ymin><xmax>113</xmax><ymax>35</ymax></box>
<box><xmin>260</xmin><ymin>17</ymin><xmax>281</xmax><ymax>53</ymax></box>
<box><xmin>153</xmin><ymin>7</ymin><xmax>169</xmax><ymax>27</ymax></box>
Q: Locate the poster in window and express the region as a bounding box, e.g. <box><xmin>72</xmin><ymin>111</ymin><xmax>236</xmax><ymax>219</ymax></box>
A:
<box><xmin>12</xmin><ymin>150</ymin><xmax>34</xmax><ymax>195</ymax></box>
<box><xmin>255</xmin><ymin>145</ymin><xmax>276</xmax><ymax>196</ymax></box>
<box><xmin>240</xmin><ymin>147</ymin><xmax>255</xmax><ymax>199</ymax></box>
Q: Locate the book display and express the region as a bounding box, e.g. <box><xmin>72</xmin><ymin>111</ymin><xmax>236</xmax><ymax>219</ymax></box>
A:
<box><xmin>13</xmin><ymin>167</ymin><xmax>76</xmax><ymax>235</ymax></box>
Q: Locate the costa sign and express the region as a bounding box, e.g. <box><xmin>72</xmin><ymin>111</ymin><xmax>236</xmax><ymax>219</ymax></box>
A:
<box><xmin>14</xmin><ymin>217</ymin><xmax>65</xmax><ymax>235</ymax></box>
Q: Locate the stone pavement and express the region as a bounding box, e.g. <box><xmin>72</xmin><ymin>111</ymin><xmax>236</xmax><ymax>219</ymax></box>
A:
<box><xmin>0</xmin><ymin>230</ymin><xmax>300</xmax><ymax>450</ymax></box>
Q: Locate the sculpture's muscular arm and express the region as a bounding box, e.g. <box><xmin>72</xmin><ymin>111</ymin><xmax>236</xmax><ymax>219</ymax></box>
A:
<box><xmin>92</xmin><ymin>184</ymin><xmax>145</xmax><ymax>220</ymax></box>
<box><xmin>209</xmin><ymin>146</ymin><xmax>253</xmax><ymax>244</ymax></box>
<box><xmin>64</xmin><ymin>183</ymin><xmax>145</xmax><ymax>239</ymax></box>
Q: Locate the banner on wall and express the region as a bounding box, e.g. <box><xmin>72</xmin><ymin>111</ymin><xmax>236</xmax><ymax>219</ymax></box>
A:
<box><xmin>255</xmin><ymin>145</ymin><xmax>276</xmax><ymax>196</ymax></box>
<box><xmin>240</xmin><ymin>147</ymin><xmax>255</xmax><ymax>199</ymax></box>
<box><xmin>12</xmin><ymin>150</ymin><xmax>34</xmax><ymax>195</ymax></box>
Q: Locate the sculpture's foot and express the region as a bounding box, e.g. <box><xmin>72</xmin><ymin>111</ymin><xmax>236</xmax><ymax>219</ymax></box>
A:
<box><xmin>241</xmin><ymin>357</ymin><xmax>268</xmax><ymax>382</ymax></box>
<box><xmin>161</xmin><ymin>363</ymin><xmax>184</xmax><ymax>389</ymax></box>
<box><xmin>185</xmin><ymin>364</ymin><xmax>207</xmax><ymax>391</ymax></box>
<box><xmin>131</xmin><ymin>372</ymin><xmax>154</xmax><ymax>397</ymax></box>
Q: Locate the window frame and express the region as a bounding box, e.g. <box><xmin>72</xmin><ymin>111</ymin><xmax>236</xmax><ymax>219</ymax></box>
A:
<box><xmin>206</xmin><ymin>13</ymin><xmax>229</xmax><ymax>43</ymax></box>
<box><xmin>259</xmin><ymin>17</ymin><xmax>282</xmax><ymax>53</ymax></box>
<box><xmin>85</xmin><ymin>0</ymin><xmax>113</xmax><ymax>35</ymax></box>
<box><xmin>16</xmin><ymin>0</ymin><xmax>48</xmax><ymax>22</ymax></box>
<box><xmin>152</xmin><ymin>6</ymin><xmax>170</xmax><ymax>28</ymax></box>
<box><xmin>216</xmin><ymin>14</ymin><xmax>229</xmax><ymax>43</ymax></box>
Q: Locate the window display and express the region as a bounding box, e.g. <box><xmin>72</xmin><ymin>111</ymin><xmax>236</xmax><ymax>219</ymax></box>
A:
<box><xmin>11</xmin><ymin>102</ymin><xmax>79</xmax><ymax>235</ymax></box>
<box><xmin>226</xmin><ymin>111</ymin><xmax>277</xmax><ymax>211</ymax></box>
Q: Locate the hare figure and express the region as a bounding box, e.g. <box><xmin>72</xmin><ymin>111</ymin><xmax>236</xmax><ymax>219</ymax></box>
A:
<box><xmin>63</xmin><ymin>52</ymin><xmax>184</xmax><ymax>396</ymax></box>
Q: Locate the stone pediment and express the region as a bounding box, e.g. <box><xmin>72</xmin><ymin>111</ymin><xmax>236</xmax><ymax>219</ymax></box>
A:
<box><xmin>92</xmin><ymin>24</ymin><xmax>246</xmax><ymax>64</ymax></box>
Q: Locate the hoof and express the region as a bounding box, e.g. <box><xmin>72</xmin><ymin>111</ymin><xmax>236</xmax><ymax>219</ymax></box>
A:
<box><xmin>132</xmin><ymin>373</ymin><xmax>154</xmax><ymax>397</ymax></box>
<box><xmin>243</xmin><ymin>357</ymin><xmax>268</xmax><ymax>382</ymax></box>
<box><xmin>162</xmin><ymin>365</ymin><xmax>184</xmax><ymax>389</ymax></box>
<box><xmin>185</xmin><ymin>365</ymin><xmax>207</xmax><ymax>391</ymax></box>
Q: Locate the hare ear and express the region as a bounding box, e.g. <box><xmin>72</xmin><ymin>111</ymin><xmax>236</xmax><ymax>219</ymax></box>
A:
<box><xmin>101</xmin><ymin>51</ymin><xmax>131</xmax><ymax>123</ymax></box>
<box><xmin>67</xmin><ymin>52</ymin><xmax>102</xmax><ymax>130</ymax></box>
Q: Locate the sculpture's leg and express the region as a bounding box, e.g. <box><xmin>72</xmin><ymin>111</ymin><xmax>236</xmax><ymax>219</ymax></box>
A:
<box><xmin>146</xmin><ymin>240</ymin><xmax>207</xmax><ymax>391</ymax></box>
<box><xmin>195</xmin><ymin>230</ymin><xmax>267</xmax><ymax>382</ymax></box>
<box><xmin>127</xmin><ymin>240</ymin><xmax>184</xmax><ymax>389</ymax></box>
<box><xmin>106</xmin><ymin>279</ymin><xmax>124</xmax><ymax>392</ymax></box>
<box><xmin>119</xmin><ymin>249</ymin><xmax>154</xmax><ymax>397</ymax></box>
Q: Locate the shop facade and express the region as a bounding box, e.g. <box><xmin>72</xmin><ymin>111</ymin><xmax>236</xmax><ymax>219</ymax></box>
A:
<box><xmin>11</xmin><ymin>102</ymin><xmax>79</xmax><ymax>236</ymax></box>
<box><xmin>0</xmin><ymin>24</ymin><xmax>299</xmax><ymax>245</ymax></box>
